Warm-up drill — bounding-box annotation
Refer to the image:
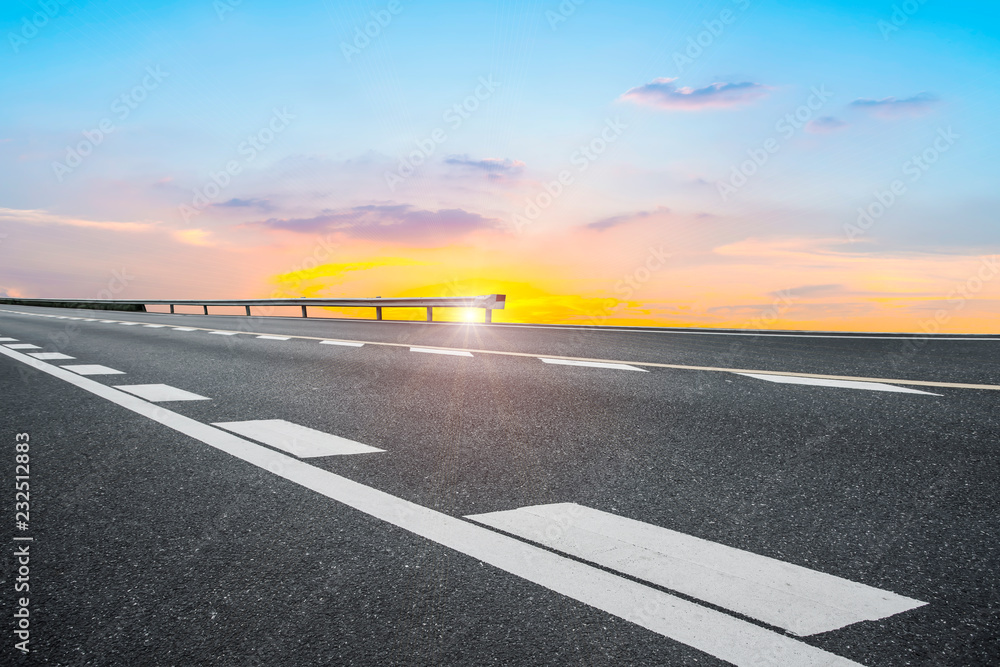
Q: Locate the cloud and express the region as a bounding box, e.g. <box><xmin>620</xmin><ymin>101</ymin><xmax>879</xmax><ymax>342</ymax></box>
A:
<box><xmin>444</xmin><ymin>155</ymin><xmax>526</xmax><ymax>183</ymax></box>
<box><xmin>805</xmin><ymin>116</ymin><xmax>849</xmax><ymax>134</ymax></box>
<box><xmin>620</xmin><ymin>78</ymin><xmax>771</xmax><ymax>110</ymax></box>
<box><xmin>252</xmin><ymin>204</ymin><xmax>504</xmax><ymax>241</ymax></box>
<box><xmin>772</xmin><ymin>283</ymin><xmax>844</xmax><ymax>298</ymax></box>
<box><xmin>213</xmin><ymin>197</ymin><xmax>274</xmax><ymax>211</ymax></box>
<box><xmin>445</xmin><ymin>155</ymin><xmax>525</xmax><ymax>174</ymax></box>
<box><xmin>849</xmin><ymin>93</ymin><xmax>939</xmax><ymax>118</ymax></box>
<box><xmin>0</xmin><ymin>207</ymin><xmax>155</xmax><ymax>233</ymax></box>
<box><xmin>587</xmin><ymin>206</ymin><xmax>672</xmax><ymax>231</ymax></box>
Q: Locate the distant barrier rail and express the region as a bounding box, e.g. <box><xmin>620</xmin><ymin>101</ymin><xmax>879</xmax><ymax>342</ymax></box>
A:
<box><xmin>0</xmin><ymin>295</ymin><xmax>507</xmax><ymax>323</ymax></box>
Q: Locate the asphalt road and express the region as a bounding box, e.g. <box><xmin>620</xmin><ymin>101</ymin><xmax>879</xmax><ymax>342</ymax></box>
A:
<box><xmin>1</xmin><ymin>305</ymin><xmax>998</xmax><ymax>666</ymax></box>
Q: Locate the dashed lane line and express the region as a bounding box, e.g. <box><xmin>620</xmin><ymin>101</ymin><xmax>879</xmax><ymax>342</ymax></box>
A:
<box><xmin>2</xmin><ymin>310</ymin><xmax>998</xmax><ymax>391</ymax></box>
<box><xmin>320</xmin><ymin>340</ymin><xmax>364</xmax><ymax>347</ymax></box>
<box><xmin>213</xmin><ymin>419</ymin><xmax>384</xmax><ymax>457</ymax></box>
<box><xmin>410</xmin><ymin>347</ymin><xmax>473</xmax><ymax>357</ymax></box>
<box><xmin>113</xmin><ymin>384</ymin><xmax>210</xmax><ymax>402</ymax></box>
<box><xmin>467</xmin><ymin>503</ymin><xmax>925</xmax><ymax>637</ymax></box>
<box><xmin>739</xmin><ymin>373</ymin><xmax>941</xmax><ymax>396</ymax></box>
<box><xmin>256</xmin><ymin>335</ymin><xmax>290</xmax><ymax>341</ymax></box>
<box><xmin>540</xmin><ymin>358</ymin><xmax>648</xmax><ymax>372</ymax></box>
<box><xmin>61</xmin><ymin>364</ymin><xmax>126</xmax><ymax>376</ymax></box>
<box><xmin>0</xmin><ymin>343</ymin><xmax>866</xmax><ymax>667</ymax></box>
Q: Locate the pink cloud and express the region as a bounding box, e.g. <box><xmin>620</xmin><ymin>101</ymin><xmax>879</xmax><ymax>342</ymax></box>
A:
<box><xmin>620</xmin><ymin>78</ymin><xmax>771</xmax><ymax>111</ymax></box>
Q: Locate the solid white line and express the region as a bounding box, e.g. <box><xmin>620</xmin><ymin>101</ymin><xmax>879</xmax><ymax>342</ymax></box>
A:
<box><xmin>4</xmin><ymin>343</ymin><xmax>40</xmax><ymax>349</ymax></box>
<box><xmin>0</xmin><ymin>344</ymin><xmax>868</xmax><ymax>667</ymax></box>
<box><xmin>410</xmin><ymin>347</ymin><xmax>473</xmax><ymax>357</ymax></box>
<box><xmin>113</xmin><ymin>384</ymin><xmax>210</xmax><ymax>402</ymax></box>
<box><xmin>320</xmin><ymin>340</ymin><xmax>364</xmax><ymax>347</ymax></box>
<box><xmin>540</xmin><ymin>358</ymin><xmax>648</xmax><ymax>372</ymax></box>
<box><xmin>466</xmin><ymin>503</ymin><xmax>925</xmax><ymax>637</ymax></box>
<box><xmin>27</xmin><ymin>352</ymin><xmax>75</xmax><ymax>360</ymax></box>
<box><xmin>256</xmin><ymin>335</ymin><xmax>290</xmax><ymax>341</ymax></box>
<box><xmin>738</xmin><ymin>373</ymin><xmax>940</xmax><ymax>395</ymax></box>
<box><xmin>212</xmin><ymin>419</ymin><xmax>384</xmax><ymax>457</ymax></box>
<box><xmin>61</xmin><ymin>364</ymin><xmax>125</xmax><ymax>376</ymax></box>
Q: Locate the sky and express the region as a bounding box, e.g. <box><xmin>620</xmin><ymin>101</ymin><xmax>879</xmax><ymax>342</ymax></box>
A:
<box><xmin>1</xmin><ymin>0</ymin><xmax>999</xmax><ymax>331</ymax></box>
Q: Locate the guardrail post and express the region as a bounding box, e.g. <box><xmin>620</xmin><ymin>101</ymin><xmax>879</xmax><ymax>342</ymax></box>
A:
<box><xmin>375</xmin><ymin>306</ymin><xmax>382</xmax><ymax>320</ymax></box>
<box><xmin>169</xmin><ymin>304</ymin><xmax>174</xmax><ymax>314</ymax></box>
<box><xmin>203</xmin><ymin>305</ymin><xmax>208</xmax><ymax>315</ymax></box>
<box><xmin>426</xmin><ymin>306</ymin><xmax>433</xmax><ymax>322</ymax></box>
<box><xmin>245</xmin><ymin>305</ymin><xmax>251</xmax><ymax>316</ymax></box>
<box><xmin>301</xmin><ymin>305</ymin><xmax>308</xmax><ymax>318</ymax></box>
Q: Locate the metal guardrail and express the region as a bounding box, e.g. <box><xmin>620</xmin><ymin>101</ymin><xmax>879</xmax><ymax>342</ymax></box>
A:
<box><xmin>0</xmin><ymin>295</ymin><xmax>507</xmax><ymax>323</ymax></box>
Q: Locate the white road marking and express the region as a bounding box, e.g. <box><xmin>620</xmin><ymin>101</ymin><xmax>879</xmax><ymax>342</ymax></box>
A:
<box><xmin>410</xmin><ymin>347</ymin><xmax>473</xmax><ymax>357</ymax></box>
<box><xmin>61</xmin><ymin>364</ymin><xmax>126</xmax><ymax>376</ymax></box>
<box><xmin>467</xmin><ymin>503</ymin><xmax>925</xmax><ymax>637</ymax></box>
<box><xmin>0</xmin><ymin>337</ymin><xmax>19</xmax><ymax>342</ymax></box>
<box><xmin>113</xmin><ymin>384</ymin><xmax>210</xmax><ymax>402</ymax></box>
<box><xmin>208</xmin><ymin>331</ymin><xmax>239</xmax><ymax>336</ymax></box>
<box><xmin>82</xmin><ymin>318</ymin><xmax>98</xmax><ymax>321</ymax></box>
<box><xmin>320</xmin><ymin>340</ymin><xmax>364</xmax><ymax>347</ymax></box>
<box><xmin>256</xmin><ymin>335</ymin><xmax>290</xmax><ymax>341</ymax></box>
<box><xmin>0</xmin><ymin>307</ymin><xmax>994</xmax><ymax>391</ymax></box>
<box><xmin>143</xmin><ymin>324</ymin><xmax>166</xmax><ymax>328</ymax></box>
<box><xmin>99</xmin><ymin>320</ymin><xmax>117</xmax><ymax>323</ymax></box>
<box><xmin>172</xmin><ymin>327</ymin><xmax>196</xmax><ymax>331</ymax></box>
<box><xmin>28</xmin><ymin>352</ymin><xmax>75</xmax><ymax>360</ymax></box>
<box><xmin>738</xmin><ymin>373</ymin><xmax>940</xmax><ymax>395</ymax></box>
<box><xmin>119</xmin><ymin>322</ymin><xmax>140</xmax><ymax>326</ymax></box>
<box><xmin>212</xmin><ymin>419</ymin><xmax>384</xmax><ymax>457</ymax></box>
<box><xmin>4</xmin><ymin>343</ymin><xmax>40</xmax><ymax>349</ymax></box>
<box><xmin>540</xmin><ymin>357</ymin><xmax>648</xmax><ymax>372</ymax></box>
<box><xmin>0</xmin><ymin>343</ymin><xmax>870</xmax><ymax>667</ymax></box>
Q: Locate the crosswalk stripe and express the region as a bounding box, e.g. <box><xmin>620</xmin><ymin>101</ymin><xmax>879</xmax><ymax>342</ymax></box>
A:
<box><xmin>4</xmin><ymin>343</ymin><xmax>40</xmax><ymax>349</ymax></box>
<box><xmin>212</xmin><ymin>419</ymin><xmax>384</xmax><ymax>457</ymax></box>
<box><xmin>466</xmin><ymin>503</ymin><xmax>926</xmax><ymax>637</ymax></box>
<box><xmin>27</xmin><ymin>352</ymin><xmax>75</xmax><ymax>360</ymax></box>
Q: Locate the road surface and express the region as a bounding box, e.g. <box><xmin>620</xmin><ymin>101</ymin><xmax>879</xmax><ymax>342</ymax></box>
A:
<box><xmin>2</xmin><ymin>305</ymin><xmax>998</xmax><ymax>666</ymax></box>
